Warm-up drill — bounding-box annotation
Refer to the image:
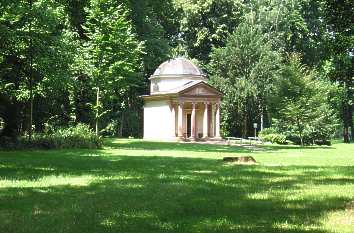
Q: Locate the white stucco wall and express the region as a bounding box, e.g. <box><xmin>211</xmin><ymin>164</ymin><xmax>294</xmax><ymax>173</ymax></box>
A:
<box><xmin>144</xmin><ymin>100</ymin><xmax>174</xmax><ymax>141</ymax></box>
<box><xmin>151</xmin><ymin>76</ymin><xmax>206</xmax><ymax>93</ymax></box>
<box><xmin>196</xmin><ymin>110</ymin><xmax>203</xmax><ymax>138</ymax></box>
<box><xmin>157</xmin><ymin>78</ymin><xmax>188</xmax><ymax>92</ymax></box>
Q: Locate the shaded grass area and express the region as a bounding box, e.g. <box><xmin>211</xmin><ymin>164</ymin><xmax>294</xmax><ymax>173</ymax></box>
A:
<box><xmin>0</xmin><ymin>140</ymin><xmax>353</xmax><ymax>233</ymax></box>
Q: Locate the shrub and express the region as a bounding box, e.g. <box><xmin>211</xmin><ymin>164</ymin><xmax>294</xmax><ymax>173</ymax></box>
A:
<box><xmin>286</xmin><ymin>135</ymin><xmax>331</xmax><ymax>146</ymax></box>
<box><xmin>0</xmin><ymin>124</ymin><xmax>102</xmax><ymax>150</ymax></box>
<box><xmin>259</xmin><ymin>128</ymin><xmax>287</xmax><ymax>144</ymax></box>
<box><xmin>258</xmin><ymin>128</ymin><xmax>277</xmax><ymax>135</ymax></box>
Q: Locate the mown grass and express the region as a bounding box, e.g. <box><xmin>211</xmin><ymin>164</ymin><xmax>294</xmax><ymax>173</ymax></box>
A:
<box><xmin>0</xmin><ymin>139</ymin><xmax>353</xmax><ymax>233</ymax></box>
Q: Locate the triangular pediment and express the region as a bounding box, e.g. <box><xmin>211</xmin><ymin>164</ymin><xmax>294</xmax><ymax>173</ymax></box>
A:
<box><xmin>179</xmin><ymin>82</ymin><xmax>222</xmax><ymax>97</ymax></box>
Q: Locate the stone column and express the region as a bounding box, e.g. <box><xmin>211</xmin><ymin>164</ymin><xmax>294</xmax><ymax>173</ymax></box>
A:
<box><xmin>171</xmin><ymin>104</ymin><xmax>176</xmax><ymax>138</ymax></box>
<box><xmin>210</xmin><ymin>104</ymin><xmax>215</xmax><ymax>138</ymax></box>
<box><xmin>215</xmin><ymin>102</ymin><xmax>221</xmax><ymax>139</ymax></box>
<box><xmin>203</xmin><ymin>102</ymin><xmax>209</xmax><ymax>139</ymax></box>
<box><xmin>178</xmin><ymin>102</ymin><xmax>184</xmax><ymax>139</ymax></box>
<box><xmin>190</xmin><ymin>102</ymin><xmax>196</xmax><ymax>141</ymax></box>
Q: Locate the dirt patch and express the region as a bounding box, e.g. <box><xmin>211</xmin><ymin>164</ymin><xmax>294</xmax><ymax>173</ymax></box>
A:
<box><xmin>346</xmin><ymin>200</ymin><xmax>354</xmax><ymax>210</ymax></box>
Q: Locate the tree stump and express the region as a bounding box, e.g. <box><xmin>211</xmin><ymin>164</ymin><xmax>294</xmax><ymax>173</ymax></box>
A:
<box><xmin>223</xmin><ymin>156</ymin><xmax>257</xmax><ymax>164</ymax></box>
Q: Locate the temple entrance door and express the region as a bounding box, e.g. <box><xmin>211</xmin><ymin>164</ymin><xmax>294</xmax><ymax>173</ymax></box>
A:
<box><xmin>187</xmin><ymin>114</ymin><xmax>191</xmax><ymax>138</ymax></box>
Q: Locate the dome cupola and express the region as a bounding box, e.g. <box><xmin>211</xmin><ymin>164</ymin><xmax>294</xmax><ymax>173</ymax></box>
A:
<box><xmin>150</xmin><ymin>58</ymin><xmax>207</xmax><ymax>94</ymax></box>
<box><xmin>152</xmin><ymin>57</ymin><xmax>206</xmax><ymax>77</ymax></box>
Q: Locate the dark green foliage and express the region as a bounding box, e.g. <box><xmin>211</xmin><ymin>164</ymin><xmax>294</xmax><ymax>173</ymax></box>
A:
<box><xmin>322</xmin><ymin>0</ymin><xmax>354</xmax><ymax>142</ymax></box>
<box><xmin>174</xmin><ymin>0</ymin><xmax>242</xmax><ymax>64</ymax></box>
<box><xmin>0</xmin><ymin>0</ymin><xmax>76</xmax><ymax>138</ymax></box>
<box><xmin>128</xmin><ymin>0</ymin><xmax>178</xmax><ymax>78</ymax></box>
<box><xmin>0</xmin><ymin>0</ymin><xmax>351</xmax><ymax>142</ymax></box>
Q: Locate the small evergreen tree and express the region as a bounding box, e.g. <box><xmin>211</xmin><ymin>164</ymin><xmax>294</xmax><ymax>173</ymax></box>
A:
<box><xmin>209</xmin><ymin>21</ymin><xmax>280</xmax><ymax>137</ymax></box>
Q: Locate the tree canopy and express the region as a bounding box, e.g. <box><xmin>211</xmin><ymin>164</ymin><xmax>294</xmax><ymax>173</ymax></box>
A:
<box><xmin>0</xmin><ymin>0</ymin><xmax>352</xmax><ymax>143</ymax></box>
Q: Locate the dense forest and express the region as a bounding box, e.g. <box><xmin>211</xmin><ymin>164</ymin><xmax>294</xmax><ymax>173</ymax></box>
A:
<box><xmin>0</xmin><ymin>0</ymin><xmax>353</xmax><ymax>144</ymax></box>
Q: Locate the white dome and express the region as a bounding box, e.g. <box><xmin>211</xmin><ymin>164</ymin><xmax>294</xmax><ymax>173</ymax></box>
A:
<box><xmin>152</xmin><ymin>57</ymin><xmax>205</xmax><ymax>77</ymax></box>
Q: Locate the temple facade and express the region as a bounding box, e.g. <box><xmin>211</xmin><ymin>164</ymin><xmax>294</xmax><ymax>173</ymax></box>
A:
<box><xmin>142</xmin><ymin>58</ymin><xmax>222</xmax><ymax>141</ymax></box>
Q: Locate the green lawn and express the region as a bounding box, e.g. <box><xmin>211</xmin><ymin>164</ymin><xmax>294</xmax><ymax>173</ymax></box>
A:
<box><xmin>0</xmin><ymin>139</ymin><xmax>353</xmax><ymax>233</ymax></box>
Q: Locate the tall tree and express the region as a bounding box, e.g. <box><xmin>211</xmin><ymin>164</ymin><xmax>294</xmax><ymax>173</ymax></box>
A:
<box><xmin>82</xmin><ymin>0</ymin><xmax>144</xmax><ymax>136</ymax></box>
<box><xmin>242</xmin><ymin>0</ymin><xmax>329</xmax><ymax>66</ymax></box>
<box><xmin>323</xmin><ymin>0</ymin><xmax>354</xmax><ymax>142</ymax></box>
<box><xmin>174</xmin><ymin>0</ymin><xmax>243</xmax><ymax>65</ymax></box>
<box><xmin>209</xmin><ymin>21</ymin><xmax>281</xmax><ymax>137</ymax></box>
<box><xmin>129</xmin><ymin>0</ymin><xmax>179</xmax><ymax>80</ymax></box>
<box><xmin>273</xmin><ymin>55</ymin><xmax>339</xmax><ymax>146</ymax></box>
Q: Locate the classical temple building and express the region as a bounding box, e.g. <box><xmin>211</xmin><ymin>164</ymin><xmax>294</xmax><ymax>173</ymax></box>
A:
<box><xmin>142</xmin><ymin>58</ymin><xmax>222</xmax><ymax>141</ymax></box>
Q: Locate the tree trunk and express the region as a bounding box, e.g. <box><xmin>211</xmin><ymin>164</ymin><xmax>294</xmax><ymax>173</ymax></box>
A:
<box><xmin>119</xmin><ymin>112</ymin><xmax>124</xmax><ymax>138</ymax></box>
<box><xmin>28</xmin><ymin>0</ymin><xmax>33</xmax><ymax>141</ymax></box>
<box><xmin>297</xmin><ymin>117</ymin><xmax>304</xmax><ymax>147</ymax></box>
<box><xmin>95</xmin><ymin>87</ymin><xmax>100</xmax><ymax>135</ymax></box>
<box><xmin>74</xmin><ymin>74</ymin><xmax>93</xmax><ymax>125</ymax></box>
<box><xmin>342</xmin><ymin>77</ymin><xmax>353</xmax><ymax>143</ymax></box>
<box><xmin>260</xmin><ymin>109</ymin><xmax>264</xmax><ymax>131</ymax></box>
<box><xmin>349</xmin><ymin>101</ymin><xmax>353</xmax><ymax>142</ymax></box>
<box><xmin>242</xmin><ymin>113</ymin><xmax>248</xmax><ymax>138</ymax></box>
<box><xmin>343</xmin><ymin>101</ymin><xmax>350</xmax><ymax>143</ymax></box>
<box><xmin>259</xmin><ymin>99</ymin><xmax>264</xmax><ymax>131</ymax></box>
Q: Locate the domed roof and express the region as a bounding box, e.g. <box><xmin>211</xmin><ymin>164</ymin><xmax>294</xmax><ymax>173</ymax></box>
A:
<box><xmin>152</xmin><ymin>57</ymin><xmax>206</xmax><ymax>77</ymax></box>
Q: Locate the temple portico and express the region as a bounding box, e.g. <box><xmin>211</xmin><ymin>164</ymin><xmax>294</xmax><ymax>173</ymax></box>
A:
<box><xmin>171</xmin><ymin>100</ymin><xmax>221</xmax><ymax>141</ymax></box>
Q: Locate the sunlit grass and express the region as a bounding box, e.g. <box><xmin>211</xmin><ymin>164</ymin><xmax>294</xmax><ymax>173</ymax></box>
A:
<box><xmin>0</xmin><ymin>139</ymin><xmax>353</xmax><ymax>233</ymax></box>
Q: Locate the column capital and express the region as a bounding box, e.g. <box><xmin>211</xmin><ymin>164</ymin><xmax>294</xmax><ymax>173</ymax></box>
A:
<box><xmin>169</xmin><ymin>102</ymin><xmax>175</xmax><ymax>109</ymax></box>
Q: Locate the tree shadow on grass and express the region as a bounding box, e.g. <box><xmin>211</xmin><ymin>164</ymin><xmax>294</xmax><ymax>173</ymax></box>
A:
<box><xmin>104</xmin><ymin>139</ymin><xmax>253</xmax><ymax>154</ymax></box>
<box><xmin>0</xmin><ymin>150</ymin><xmax>353</xmax><ymax>233</ymax></box>
<box><xmin>104</xmin><ymin>139</ymin><xmax>334</xmax><ymax>154</ymax></box>
<box><xmin>260</xmin><ymin>144</ymin><xmax>335</xmax><ymax>151</ymax></box>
